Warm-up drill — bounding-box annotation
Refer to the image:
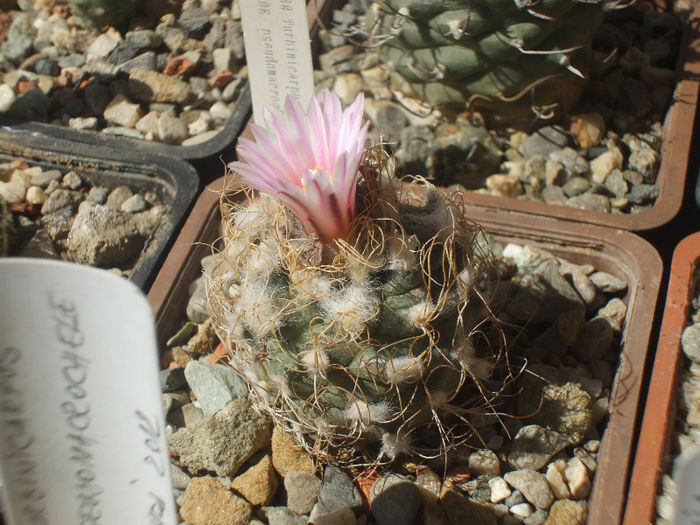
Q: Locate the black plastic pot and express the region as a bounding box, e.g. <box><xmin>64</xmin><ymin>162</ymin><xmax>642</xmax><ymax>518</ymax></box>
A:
<box><xmin>0</xmin><ymin>128</ymin><xmax>199</xmax><ymax>290</ymax></box>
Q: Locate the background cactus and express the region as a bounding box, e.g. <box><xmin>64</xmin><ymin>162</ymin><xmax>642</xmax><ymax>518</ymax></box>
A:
<box><xmin>370</xmin><ymin>0</ymin><xmax>634</xmax><ymax>125</ymax></box>
<box><xmin>69</xmin><ymin>0</ymin><xmax>140</xmax><ymax>28</ymax></box>
<box><xmin>207</xmin><ymin>151</ymin><xmax>513</xmax><ymax>464</ymax></box>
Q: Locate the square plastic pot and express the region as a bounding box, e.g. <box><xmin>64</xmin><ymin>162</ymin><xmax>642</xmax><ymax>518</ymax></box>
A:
<box><xmin>0</xmin><ymin>129</ymin><xmax>199</xmax><ymax>290</ymax></box>
<box><xmin>624</xmin><ymin>231</ymin><xmax>700</xmax><ymax>524</ymax></box>
<box><xmin>444</xmin><ymin>3</ymin><xmax>700</xmax><ymax>232</ymax></box>
<box><xmin>0</xmin><ymin>0</ymin><xmax>340</xmax><ymax>168</ymax></box>
<box><xmin>148</xmin><ymin>176</ymin><xmax>662</xmax><ymax>524</ymax></box>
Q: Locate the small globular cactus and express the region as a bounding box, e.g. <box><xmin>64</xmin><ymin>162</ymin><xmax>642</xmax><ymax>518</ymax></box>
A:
<box><xmin>368</xmin><ymin>0</ymin><xmax>635</xmax><ymax>124</ymax></box>
<box><xmin>206</xmin><ymin>90</ymin><xmax>512</xmax><ymax>465</ymax></box>
<box><xmin>69</xmin><ymin>0</ymin><xmax>140</xmax><ymax>28</ymax></box>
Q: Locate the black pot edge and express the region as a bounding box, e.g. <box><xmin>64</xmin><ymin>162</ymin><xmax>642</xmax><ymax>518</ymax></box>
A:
<box><xmin>0</xmin><ymin>129</ymin><xmax>200</xmax><ymax>291</ymax></box>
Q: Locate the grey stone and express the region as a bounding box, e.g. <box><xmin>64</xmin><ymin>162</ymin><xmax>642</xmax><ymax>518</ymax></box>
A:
<box><xmin>504</xmin><ymin>490</ymin><xmax>524</xmax><ymax>507</ymax></box>
<box><xmin>319</xmin><ymin>45</ymin><xmax>357</xmax><ymax>75</ymax></box>
<box><xmin>1</xmin><ymin>14</ymin><xmax>34</xmax><ymax>64</ymax></box>
<box><xmin>34</xmin><ymin>58</ymin><xmax>59</xmax><ymax>76</ymax></box>
<box><xmin>541</xmin><ymin>185</ymin><xmax>568</xmax><ymax>204</ymax></box>
<box><xmin>597</xmin><ymin>297</ymin><xmax>627</xmax><ymax>332</ymax></box>
<box><xmin>86</xmin><ymin>186</ymin><xmax>110</xmax><ymax>204</ymax></box>
<box><xmin>506</xmin><ymin>425</ymin><xmax>571</xmax><ymax>471</ymax></box>
<box><xmin>17</xmin><ymin>230</ymin><xmax>58</xmax><ymax>259</ymax></box>
<box><xmin>160</xmin><ymin>367</ymin><xmax>186</xmax><ymax>393</ymax></box>
<box><xmin>41</xmin><ymin>188</ymin><xmax>83</xmax><ymax>215</ymax></box>
<box><xmin>168</xmin><ymin>398</ymin><xmax>270</xmax><ymax>477</ymax></box>
<box><xmin>121</xmin><ymin>193</ymin><xmax>148</xmax><ymax>213</ymax></box>
<box><xmin>605</xmin><ymin>169</ymin><xmax>628</xmax><ymax>198</ymax></box>
<box><xmin>308</xmin><ymin>506</ymin><xmax>356</xmax><ymax>525</ymax></box>
<box><xmin>66</xmin><ymin>205</ymin><xmax>145</xmax><ymax>267</ymax></box>
<box><xmin>157</xmin><ymin>112</ymin><xmax>189</xmax><ymax>144</ymax></box>
<box><xmin>520</xmin><ymin>127</ymin><xmax>570</xmax><ymax>157</ymax></box>
<box><xmin>590</xmin><ymin>271</ymin><xmax>627</xmax><ymax>294</ymax></box>
<box><xmin>0</xmin><ymin>84</ymin><xmax>16</xmax><ymax>113</ymax></box>
<box><xmin>263</xmin><ymin>506</ymin><xmax>308</xmax><ymax>525</ymax></box>
<box><xmin>562</xmin><ymin>176</ymin><xmax>591</xmax><ymax>197</ymax></box>
<box><xmin>468</xmin><ymin>449</ymin><xmax>500</xmax><ymax>476</ymax></box>
<box><xmin>68</xmin><ymin>117</ymin><xmax>99</xmax><ymax>131</ymax></box>
<box><xmin>627</xmin><ymin>183</ymin><xmax>659</xmax><ymax>205</ymax></box>
<box><xmin>58</xmin><ymin>54</ymin><xmax>86</xmax><ymax>68</ymax></box>
<box><xmin>374</xmin><ymin>103</ymin><xmax>409</xmax><ymax>143</ymax></box>
<box><xmin>84</xmin><ymin>81</ymin><xmax>112</xmax><ymax>115</ymax></box>
<box><xmin>187</xmin><ymin>275</ymin><xmax>209</xmax><ymax>323</ymax></box>
<box><xmin>61</xmin><ymin>171</ymin><xmax>82</xmax><ymax>190</ymax></box>
<box><xmin>503</xmin><ymin>470</ymin><xmax>554</xmax><ymax>510</ymax></box>
<box><xmin>566</xmin><ymin>193</ymin><xmax>611</xmax><ymax>213</ymax></box>
<box><xmin>105</xmin><ymin>185</ymin><xmax>134</xmax><ymax>209</ymax></box>
<box><xmin>370</xmin><ymin>473</ymin><xmax>422</xmax><ymax>525</ymax></box>
<box><xmin>179</xmin><ymin>7</ymin><xmax>211</xmax><ymax>38</ymax></box>
<box><xmin>184</xmin><ymin>361</ymin><xmax>248</xmax><ymax>417</ymax></box>
<box><xmin>7</xmin><ymin>89</ymin><xmax>50</xmax><ymax>121</ymax></box>
<box><xmin>118</xmin><ymin>51</ymin><xmax>157</xmax><ymax>73</ymax></box>
<box><xmin>87</xmin><ymin>33</ymin><xmax>120</xmax><ymax>58</ymax></box>
<box><xmin>316</xmin><ymin>465</ymin><xmax>363</xmax><ymax>516</ymax></box>
<box><xmin>128</xmin><ymin>69</ymin><xmax>191</xmax><ymax>104</ymax></box>
<box><xmin>285</xmin><ymin>471</ymin><xmax>322</xmax><ymax>515</ymax></box>
<box><xmin>682</xmin><ymin>324</ymin><xmax>700</xmax><ymax>363</ymax></box>
<box><xmin>170</xmin><ymin>463</ymin><xmax>191</xmax><ymax>490</ymax></box>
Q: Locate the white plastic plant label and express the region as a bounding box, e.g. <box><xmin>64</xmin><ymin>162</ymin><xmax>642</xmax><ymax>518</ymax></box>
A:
<box><xmin>0</xmin><ymin>259</ymin><xmax>176</xmax><ymax>525</ymax></box>
<box><xmin>239</xmin><ymin>0</ymin><xmax>314</xmax><ymax>126</ymax></box>
<box><xmin>673</xmin><ymin>443</ymin><xmax>700</xmax><ymax>524</ymax></box>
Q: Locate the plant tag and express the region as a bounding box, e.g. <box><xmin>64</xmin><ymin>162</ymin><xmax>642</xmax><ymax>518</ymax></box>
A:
<box><xmin>239</xmin><ymin>0</ymin><xmax>314</xmax><ymax>127</ymax></box>
<box><xmin>0</xmin><ymin>259</ymin><xmax>176</xmax><ymax>525</ymax></box>
<box><xmin>673</xmin><ymin>443</ymin><xmax>700</xmax><ymax>524</ymax></box>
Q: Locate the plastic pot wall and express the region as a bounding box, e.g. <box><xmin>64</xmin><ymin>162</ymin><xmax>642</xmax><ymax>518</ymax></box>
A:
<box><xmin>148</xmin><ymin>176</ymin><xmax>662</xmax><ymax>525</ymax></box>
<box><xmin>0</xmin><ymin>129</ymin><xmax>199</xmax><ymax>290</ymax></box>
<box><xmin>624</xmin><ymin>231</ymin><xmax>700</xmax><ymax>524</ymax></box>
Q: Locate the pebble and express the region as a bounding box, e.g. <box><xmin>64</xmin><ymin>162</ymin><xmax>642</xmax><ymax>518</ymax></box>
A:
<box><xmin>285</xmin><ymin>471</ymin><xmax>322</xmax><ymax>515</ymax></box>
<box><xmin>168</xmin><ymin>398</ymin><xmax>270</xmax><ymax>477</ymax></box>
<box><xmin>184</xmin><ymin>360</ymin><xmax>248</xmax><ymax>417</ymax></box>
<box><xmin>682</xmin><ymin>324</ymin><xmax>700</xmax><ymax>362</ymax></box>
<box><xmin>564</xmin><ymin>458</ymin><xmax>591</xmax><ymax>499</ymax></box>
<box><xmin>507</xmin><ymin>425</ymin><xmax>571</xmax><ymax>471</ymax></box>
<box><xmin>503</xmin><ymin>470</ymin><xmax>555</xmax><ymax>510</ymax></box>
<box><xmin>179</xmin><ymin>476</ymin><xmax>253</xmax><ymax>525</ymax></box>
<box><xmin>370</xmin><ymin>473</ymin><xmax>422</xmax><ymax>525</ymax></box>
<box><xmin>120</xmin><ymin>193</ymin><xmax>148</xmax><ymax>213</ymax></box>
<box><xmin>315</xmin><ymin>465</ymin><xmax>363</xmax><ymax>516</ymax></box>
<box><xmin>271</xmin><ymin>426</ymin><xmax>315</xmax><ymax>477</ymax></box>
<box><xmin>489</xmin><ymin>477</ymin><xmax>512</xmax><ymax>503</ymax></box>
<box><xmin>230</xmin><ymin>454</ymin><xmax>278</xmax><ymax>506</ymax></box>
<box><xmin>545</xmin><ymin>463</ymin><xmax>571</xmax><ymax>500</ymax></box>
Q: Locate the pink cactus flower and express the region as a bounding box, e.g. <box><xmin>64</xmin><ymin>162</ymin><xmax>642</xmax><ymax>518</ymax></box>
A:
<box><xmin>229</xmin><ymin>89</ymin><xmax>369</xmax><ymax>241</ymax></box>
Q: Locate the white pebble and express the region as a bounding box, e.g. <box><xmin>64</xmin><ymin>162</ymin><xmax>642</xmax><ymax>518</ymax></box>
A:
<box><xmin>489</xmin><ymin>477</ymin><xmax>511</xmax><ymax>503</ymax></box>
<box><xmin>565</xmin><ymin>457</ymin><xmax>591</xmax><ymax>499</ymax></box>
<box><xmin>546</xmin><ymin>462</ymin><xmax>571</xmax><ymax>499</ymax></box>
<box><xmin>25</xmin><ymin>186</ymin><xmax>45</xmax><ymax>205</ymax></box>
<box><xmin>510</xmin><ymin>502</ymin><xmax>533</xmax><ymax>519</ymax></box>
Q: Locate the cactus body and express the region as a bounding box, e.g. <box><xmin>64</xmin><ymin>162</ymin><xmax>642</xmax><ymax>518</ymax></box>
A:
<box><xmin>207</xmin><ymin>157</ymin><xmax>509</xmax><ymax>464</ymax></box>
<box><xmin>372</xmin><ymin>0</ymin><xmax>630</xmax><ymax>124</ymax></box>
<box><xmin>69</xmin><ymin>0</ymin><xmax>139</xmax><ymax>27</ymax></box>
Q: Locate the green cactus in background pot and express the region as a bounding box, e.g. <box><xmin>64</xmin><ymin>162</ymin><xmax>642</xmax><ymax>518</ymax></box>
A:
<box><xmin>206</xmin><ymin>90</ymin><xmax>512</xmax><ymax>464</ymax></box>
<box><xmin>370</xmin><ymin>0</ymin><xmax>635</xmax><ymax>125</ymax></box>
<box><xmin>69</xmin><ymin>0</ymin><xmax>140</xmax><ymax>28</ymax></box>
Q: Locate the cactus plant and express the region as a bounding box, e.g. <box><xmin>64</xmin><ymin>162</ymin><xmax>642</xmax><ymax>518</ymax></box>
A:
<box><xmin>69</xmin><ymin>0</ymin><xmax>140</xmax><ymax>28</ymax></box>
<box><xmin>206</xmin><ymin>90</ymin><xmax>511</xmax><ymax>464</ymax></box>
<box><xmin>369</xmin><ymin>0</ymin><xmax>634</xmax><ymax>124</ymax></box>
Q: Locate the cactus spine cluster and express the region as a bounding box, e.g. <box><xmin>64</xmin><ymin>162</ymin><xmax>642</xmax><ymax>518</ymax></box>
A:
<box><xmin>370</xmin><ymin>0</ymin><xmax>634</xmax><ymax>124</ymax></box>
<box><xmin>207</xmin><ymin>151</ymin><xmax>510</xmax><ymax>464</ymax></box>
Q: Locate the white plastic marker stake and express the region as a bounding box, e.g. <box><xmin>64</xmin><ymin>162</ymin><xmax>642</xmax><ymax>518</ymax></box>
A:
<box><xmin>0</xmin><ymin>259</ymin><xmax>176</xmax><ymax>525</ymax></box>
<box><xmin>673</xmin><ymin>444</ymin><xmax>700</xmax><ymax>524</ymax></box>
<box><xmin>239</xmin><ymin>0</ymin><xmax>314</xmax><ymax>126</ymax></box>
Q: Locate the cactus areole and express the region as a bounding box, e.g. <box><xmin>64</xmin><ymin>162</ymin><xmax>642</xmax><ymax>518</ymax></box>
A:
<box><xmin>214</xmin><ymin>90</ymin><xmax>510</xmax><ymax>465</ymax></box>
<box><xmin>370</xmin><ymin>0</ymin><xmax>635</xmax><ymax>124</ymax></box>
